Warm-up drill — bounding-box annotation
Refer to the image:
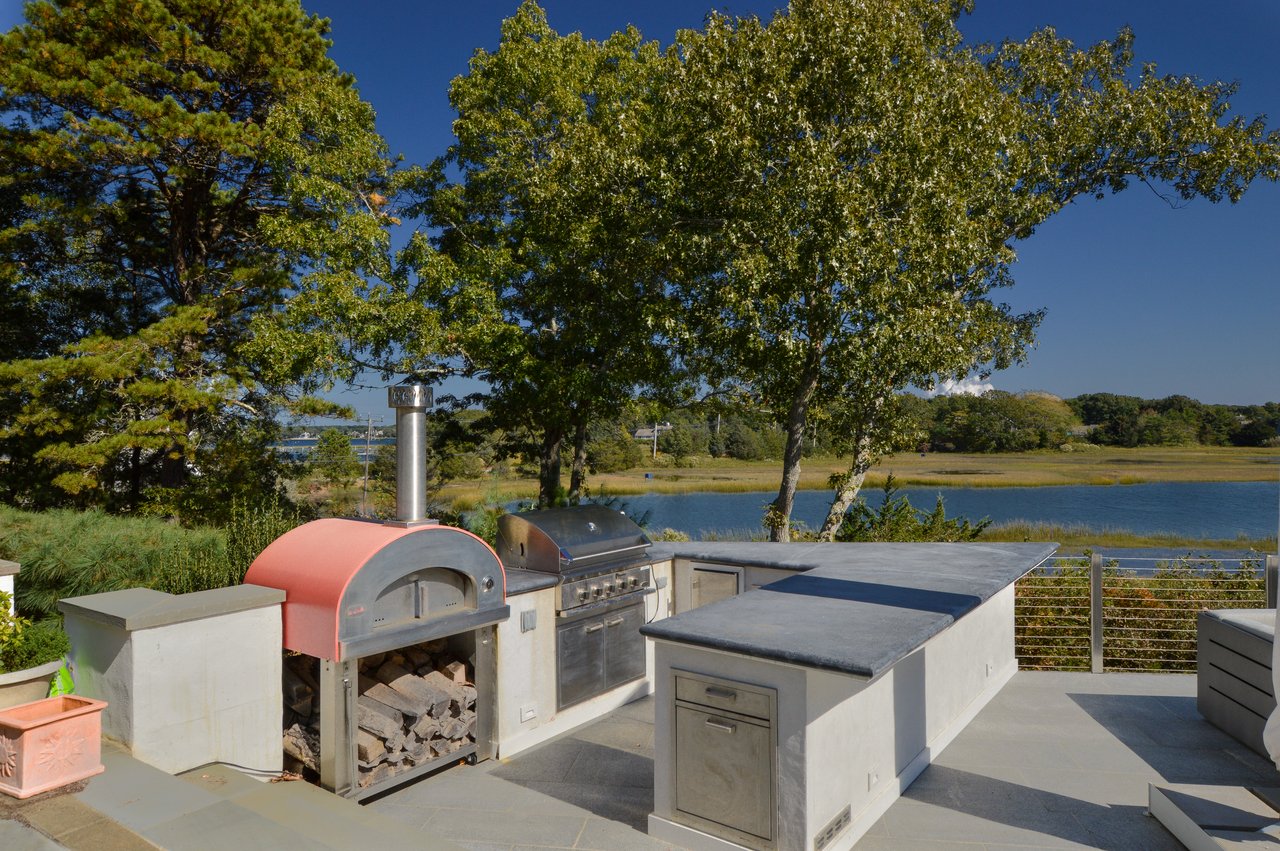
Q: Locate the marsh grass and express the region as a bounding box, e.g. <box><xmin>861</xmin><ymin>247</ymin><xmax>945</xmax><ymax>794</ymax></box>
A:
<box><xmin>439</xmin><ymin>445</ymin><xmax>1279</xmax><ymax>506</ymax></box>
<box><xmin>981</xmin><ymin>520</ymin><xmax>1275</xmax><ymax>552</ymax></box>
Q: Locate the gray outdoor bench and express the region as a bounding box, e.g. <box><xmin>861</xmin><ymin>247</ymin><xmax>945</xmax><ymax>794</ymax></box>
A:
<box><xmin>1197</xmin><ymin>608</ymin><xmax>1275</xmax><ymax>757</ymax></box>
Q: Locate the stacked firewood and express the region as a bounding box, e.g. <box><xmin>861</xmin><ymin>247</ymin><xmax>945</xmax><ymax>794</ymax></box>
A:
<box><xmin>281</xmin><ymin>639</ymin><xmax>477</xmax><ymax>788</ymax></box>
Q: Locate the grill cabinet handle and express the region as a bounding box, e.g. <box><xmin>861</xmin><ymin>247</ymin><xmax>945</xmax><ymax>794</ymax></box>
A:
<box><xmin>705</xmin><ymin>686</ymin><xmax>737</xmax><ymax>701</ymax></box>
<box><xmin>704</xmin><ymin>718</ymin><xmax>737</xmax><ymax>733</ymax></box>
<box><xmin>605</xmin><ymin>617</ymin><xmax>625</xmax><ymax>627</ymax></box>
<box><xmin>584</xmin><ymin>622</ymin><xmax>604</xmax><ymax>633</ymax></box>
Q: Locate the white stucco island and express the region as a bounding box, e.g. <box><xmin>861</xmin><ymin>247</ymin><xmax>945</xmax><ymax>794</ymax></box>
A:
<box><xmin>639</xmin><ymin>542</ymin><xmax>1057</xmax><ymax>851</ymax></box>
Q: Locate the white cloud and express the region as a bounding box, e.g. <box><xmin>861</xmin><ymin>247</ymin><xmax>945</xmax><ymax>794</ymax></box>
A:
<box><xmin>925</xmin><ymin>377</ymin><xmax>994</xmax><ymax>398</ymax></box>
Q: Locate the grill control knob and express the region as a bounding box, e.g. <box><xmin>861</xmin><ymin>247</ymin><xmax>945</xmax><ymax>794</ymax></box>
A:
<box><xmin>590</xmin><ymin>584</ymin><xmax>603</xmax><ymax>598</ymax></box>
<box><xmin>577</xmin><ymin>587</ymin><xmax>590</xmax><ymax>602</ymax></box>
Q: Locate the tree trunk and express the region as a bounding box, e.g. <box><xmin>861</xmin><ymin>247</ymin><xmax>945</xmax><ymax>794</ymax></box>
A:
<box><xmin>568</xmin><ymin>421</ymin><xmax>588</xmax><ymax>503</ymax></box>
<box><xmin>537</xmin><ymin>429</ymin><xmax>564</xmax><ymax>507</ymax></box>
<box><xmin>818</xmin><ymin>430</ymin><xmax>875</xmax><ymax>541</ymax></box>
<box><xmin>768</xmin><ymin>368</ymin><xmax>820</xmax><ymax>543</ymax></box>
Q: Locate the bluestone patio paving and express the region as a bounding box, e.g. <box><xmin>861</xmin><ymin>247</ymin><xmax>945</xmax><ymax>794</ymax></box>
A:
<box><xmin>4</xmin><ymin>670</ymin><xmax>1276</xmax><ymax>849</ymax></box>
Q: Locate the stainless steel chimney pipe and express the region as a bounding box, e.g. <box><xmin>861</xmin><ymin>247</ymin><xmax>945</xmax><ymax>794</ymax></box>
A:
<box><xmin>387</xmin><ymin>383</ymin><xmax>433</xmax><ymax>524</ymax></box>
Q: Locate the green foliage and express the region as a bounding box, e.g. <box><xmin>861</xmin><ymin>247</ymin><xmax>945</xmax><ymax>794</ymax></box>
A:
<box><xmin>835</xmin><ymin>476</ymin><xmax>990</xmax><ymax>543</ymax></box>
<box><xmin>1016</xmin><ymin>558</ymin><xmax>1266</xmax><ymax>672</ymax></box>
<box><xmin>0</xmin><ymin>593</ymin><xmax>69</xmax><ymax>674</ymax></box>
<box><xmin>0</xmin><ymin>505</ymin><xmax>225</xmax><ymax>619</ymax></box>
<box><xmin>587</xmin><ymin>425</ymin><xmax>644</xmax><ymax>474</ymax></box>
<box><xmin>664</xmin><ymin>0</ymin><xmax>1279</xmax><ymax>540</ymax></box>
<box><xmin>309</xmin><ymin>429</ymin><xmax>360</xmax><ymax>489</ymax></box>
<box><xmin>0</xmin><ymin>0</ymin><xmax>394</xmax><ymax>520</ymax></box>
<box><xmin>406</xmin><ymin>1</ymin><xmax>686</xmax><ymax>506</ymax></box>
<box><xmin>930</xmin><ymin>391</ymin><xmax>1078</xmax><ymax>452</ymax></box>
<box><xmin>1069</xmin><ymin>394</ymin><xmax>1279</xmax><ymax>448</ymax></box>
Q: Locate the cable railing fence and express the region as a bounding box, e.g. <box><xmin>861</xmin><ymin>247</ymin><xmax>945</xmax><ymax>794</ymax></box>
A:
<box><xmin>1015</xmin><ymin>552</ymin><xmax>1278</xmax><ymax>673</ymax></box>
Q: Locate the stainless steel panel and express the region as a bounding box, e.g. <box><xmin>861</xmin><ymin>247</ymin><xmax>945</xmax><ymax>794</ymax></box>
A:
<box><xmin>557</xmin><ymin>616</ymin><xmax>606</xmax><ymax>709</ymax></box>
<box><xmin>674</xmin><ymin>704</ymin><xmax>773</xmax><ymax>842</ymax></box>
<box><xmin>675</xmin><ymin>673</ymin><xmax>772</xmax><ymax>721</ymax></box>
<box><xmin>497</xmin><ymin>505</ymin><xmax>651</xmax><ymax>574</ymax></box>
<box><xmin>603</xmin><ymin>602</ymin><xmax>645</xmax><ymax>688</ymax></box>
<box><xmin>319</xmin><ymin>658</ymin><xmax>358</xmax><ymax>797</ymax></box>
<box><xmin>389</xmin><ymin>383</ymin><xmax>431</xmax><ymax>524</ymax></box>
<box><xmin>691</xmin><ymin>567</ymin><xmax>740</xmax><ymax>610</ymax></box>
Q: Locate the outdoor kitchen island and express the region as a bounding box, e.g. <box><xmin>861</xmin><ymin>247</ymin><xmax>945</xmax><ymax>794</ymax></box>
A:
<box><xmin>640</xmin><ymin>541</ymin><xmax>1056</xmax><ymax>851</ymax></box>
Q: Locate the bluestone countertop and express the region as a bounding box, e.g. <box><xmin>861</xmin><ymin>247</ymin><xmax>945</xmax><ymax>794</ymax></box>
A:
<box><xmin>502</xmin><ymin>567</ymin><xmax>560</xmax><ymax>596</ymax></box>
<box><xmin>640</xmin><ymin>542</ymin><xmax>1056</xmax><ymax>680</ymax></box>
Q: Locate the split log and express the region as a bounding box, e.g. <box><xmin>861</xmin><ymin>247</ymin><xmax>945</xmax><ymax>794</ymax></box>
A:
<box><xmin>423</xmin><ymin>638</ymin><xmax>447</xmax><ymax>655</ymax></box>
<box><xmin>358</xmin><ymin>762</ymin><xmax>393</xmax><ymax>788</ymax></box>
<box><xmin>357</xmin><ymin>729</ymin><xmax>386</xmax><ymax>764</ymax></box>
<box><xmin>411</xmin><ymin>714</ymin><xmax>443</xmax><ymax>739</ymax></box>
<box><xmin>283</xmin><ymin>665</ymin><xmax>314</xmax><ymax>715</ymax></box>
<box><xmin>438</xmin><ymin>660</ymin><xmax>467</xmax><ymax>685</ymax></box>
<box><xmin>391</xmin><ymin>727</ymin><xmax>409</xmax><ymax>752</ymax></box>
<box><xmin>458</xmin><ymin>684</ymin><xmax>477</xmax><ymax>711</ymax></box>
<box><xmin>357</xmin><ymin>696</ymin><xmax>403</xmax><ymax>740</ymax></box>
<box><xmin>403</xmin><ymin>646</ymin><xmax>432</xmax><ymax>669</ymax></box>
<box><xmin>377</xmin><ymin>662</ymin><xmax>451</xmax><ymax>717</ymax></box>
<box><xmin>285</xmin><ymin>652</ymin><xmax>320</xmax><ymax>696</ymax></box>
<box><xmin>360</xmin><ymin>652</ymin><xmax>387</xmax><ymax>672</ymax></box>
<box><xmin>362</xmin><ymin>681</ymin><xmax>421</xmax><ymax>718</ymax></box>
<box><xmin>439</xmin><ymin>717</ymin><xmax>468</xmax><ymax>740</ymax></box>
<box><xmin>429</xmin><ymin>738</ymin><xmax>457</xmax><ymax>758</ymax></box>
<box><xmin>458</xmin><ymin>709</ymin><xmax>477</xmax><ymax>737</ymax></box>
<box><xmin>406</xmin><ymin>736</ymin><xmax>432</xmax><ymax>763</ymax></box>
<box><xmin>283</xmin><ymin>724</ymin><xmax>319</xmax><ymax>772</ymax></box>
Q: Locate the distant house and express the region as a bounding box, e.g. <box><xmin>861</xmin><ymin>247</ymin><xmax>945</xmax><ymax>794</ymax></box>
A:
<box><xmin>633</xmin><ymin>423</ymin><xmax>673</xmax><ymax>442</ymax></box>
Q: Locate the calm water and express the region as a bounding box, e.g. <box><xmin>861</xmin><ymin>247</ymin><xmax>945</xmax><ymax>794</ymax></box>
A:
<box><xmin>613</xmin><ymin>481</ymin><xmax>1280</xmax><ymax>542</ymax></box>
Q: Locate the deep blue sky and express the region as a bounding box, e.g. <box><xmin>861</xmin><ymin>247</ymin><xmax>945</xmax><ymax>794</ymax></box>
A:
<box><xmin>2</xmin><ymin>1</ymin><xmax>1277</xmax><ymax>413</ymax></box>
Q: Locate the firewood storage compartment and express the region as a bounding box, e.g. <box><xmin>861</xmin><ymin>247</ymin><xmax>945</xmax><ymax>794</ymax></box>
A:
<box><xmin>244</xmin><ymin>383</ymin><xmax>510</xmax><ymax>800</ymax></box>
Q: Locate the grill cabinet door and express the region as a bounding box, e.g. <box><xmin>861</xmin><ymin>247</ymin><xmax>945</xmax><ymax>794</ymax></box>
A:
<box><xmin>674</xmin><ymin>704</ymin><xmax>773</xmax><ymax>843</ymax></box>
<box><xmin>557</xmin><ymin>616</ymin><xmax>606</xmax><ymax>709</ymax></box>
<box><xmin>603</xmin><ymin>602</ymin><xmax>645</xmax><ymax>689</ymax></box>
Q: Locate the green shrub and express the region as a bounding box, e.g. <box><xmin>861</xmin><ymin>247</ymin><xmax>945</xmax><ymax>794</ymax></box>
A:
<box><xmin>0</xmin><ymin>506</ymin><xmax>226</xmax><ymax>619</ymax></box>
<box><xmin>835</xmin><ymin>476</ymin><xmax>989</xmax><ymax>542</ymax></box>
<box><xmin>1</xmin><ymin>619</ymin><xmax>70</xmax><ymax>673</ymax></box>
<box><xmin>0</xmin><ymin>590</ymin><xmax>69</xmax><ymax>673</ymax></box>
<box><xmin>0</xmin><ymin>501</ymin><xmax>307</xmax><ymax>619</ymax></box>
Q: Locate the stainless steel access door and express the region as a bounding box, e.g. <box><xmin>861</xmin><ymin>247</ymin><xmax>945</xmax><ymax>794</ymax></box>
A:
<box><xmin>556</xmin><ymin>601</ymin><xmax>645</xmax><ymax>709</ymax></box>
<box><xmin>674</xmin><ymin>704</ymin><xmax>774</xmax><ymax>843</ymax></box>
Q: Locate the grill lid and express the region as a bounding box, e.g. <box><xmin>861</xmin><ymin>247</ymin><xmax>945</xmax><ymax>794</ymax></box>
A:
<box><xmin>496</xmin><ymin>505</ymin><xmax>651</xmax><ymax>575</ymax></box>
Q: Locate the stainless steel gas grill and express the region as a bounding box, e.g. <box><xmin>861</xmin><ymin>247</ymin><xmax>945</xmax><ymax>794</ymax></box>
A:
<box><xmin>497</xmin><ymin>506</ymin><xmax>655</xmax><ymax>709</ymax></box>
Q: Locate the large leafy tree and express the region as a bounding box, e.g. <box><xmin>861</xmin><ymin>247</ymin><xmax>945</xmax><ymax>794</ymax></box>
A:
<box><xmin>665</xmin><ymin>0</ymin><xmax>1280</xmax><ymax>540</ymax></box>
<box><xmin>0</xmin><ymin>0</ymin><xmax>395</xmax><ymax>519</ymax></box>
<box><xmin>407</xmin><ymin>2</ymin><xmax>683</xmax><ymax>506</ymax></box>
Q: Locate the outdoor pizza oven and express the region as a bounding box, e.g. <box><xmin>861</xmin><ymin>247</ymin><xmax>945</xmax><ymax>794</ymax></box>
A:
<box><xmin>244</xmin><ymin>383</ymin><xmax>510</xmax><ymax>800</ymax></box>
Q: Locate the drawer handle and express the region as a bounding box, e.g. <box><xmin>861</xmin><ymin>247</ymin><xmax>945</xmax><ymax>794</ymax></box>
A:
<box><xmin>604</xmin><ymin>617</ymin><xmax>625</xmax><ymax>627</ymax></box>
<box><xmin>705</xmin><ymin>686</ymin><xmax>737</xmax><ymax>701</ymax></box>
<box><xmin>704</xmin><ymin>718</ymin><xmax>737</xmax><ymax>733</ymax></box>
<box><xmin>584</xmin><ymin>623</ymin><xmax>604</xmax><ymax>633</ymax></box>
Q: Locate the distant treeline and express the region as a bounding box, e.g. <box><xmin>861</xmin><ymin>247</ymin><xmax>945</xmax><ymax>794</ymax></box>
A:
<box><xmin>336</xmin><ymin>391</ymin><xmax>1279</xmax><ymax>483</ymax></box>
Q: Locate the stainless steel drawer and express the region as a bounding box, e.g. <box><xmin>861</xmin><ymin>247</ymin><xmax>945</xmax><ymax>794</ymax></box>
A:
<box><xmin>675</xmin><ymin>673</ymin><xmax>772</xmax><ymax>720</ymax></box>
<box><xmin>674</xmin><ymin>704</ymin><xmax>773</xmax><ymax>842</ymax></box>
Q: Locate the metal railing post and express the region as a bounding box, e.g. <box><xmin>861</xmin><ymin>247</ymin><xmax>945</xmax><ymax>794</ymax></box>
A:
<box><xmin>1090</xmin><ymin>552</ymin><xmax>1104</xmax><ymax>673</ymax></box>
<box><xmin>1267</xmin><ymin>554</ymin><xmax>1278</xmax><ymax>610</ymax></box>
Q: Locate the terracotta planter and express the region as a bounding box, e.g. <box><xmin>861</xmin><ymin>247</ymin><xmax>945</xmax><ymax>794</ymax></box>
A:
<box><xmin>0</xmin><ymin>695</ymin><xmax>106</xmax><ymax>798</ymax></box>
<box><xmin>0</xmin><ymin>659</ymin><xmax>63</xmax><ymax>710</ymax></box>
